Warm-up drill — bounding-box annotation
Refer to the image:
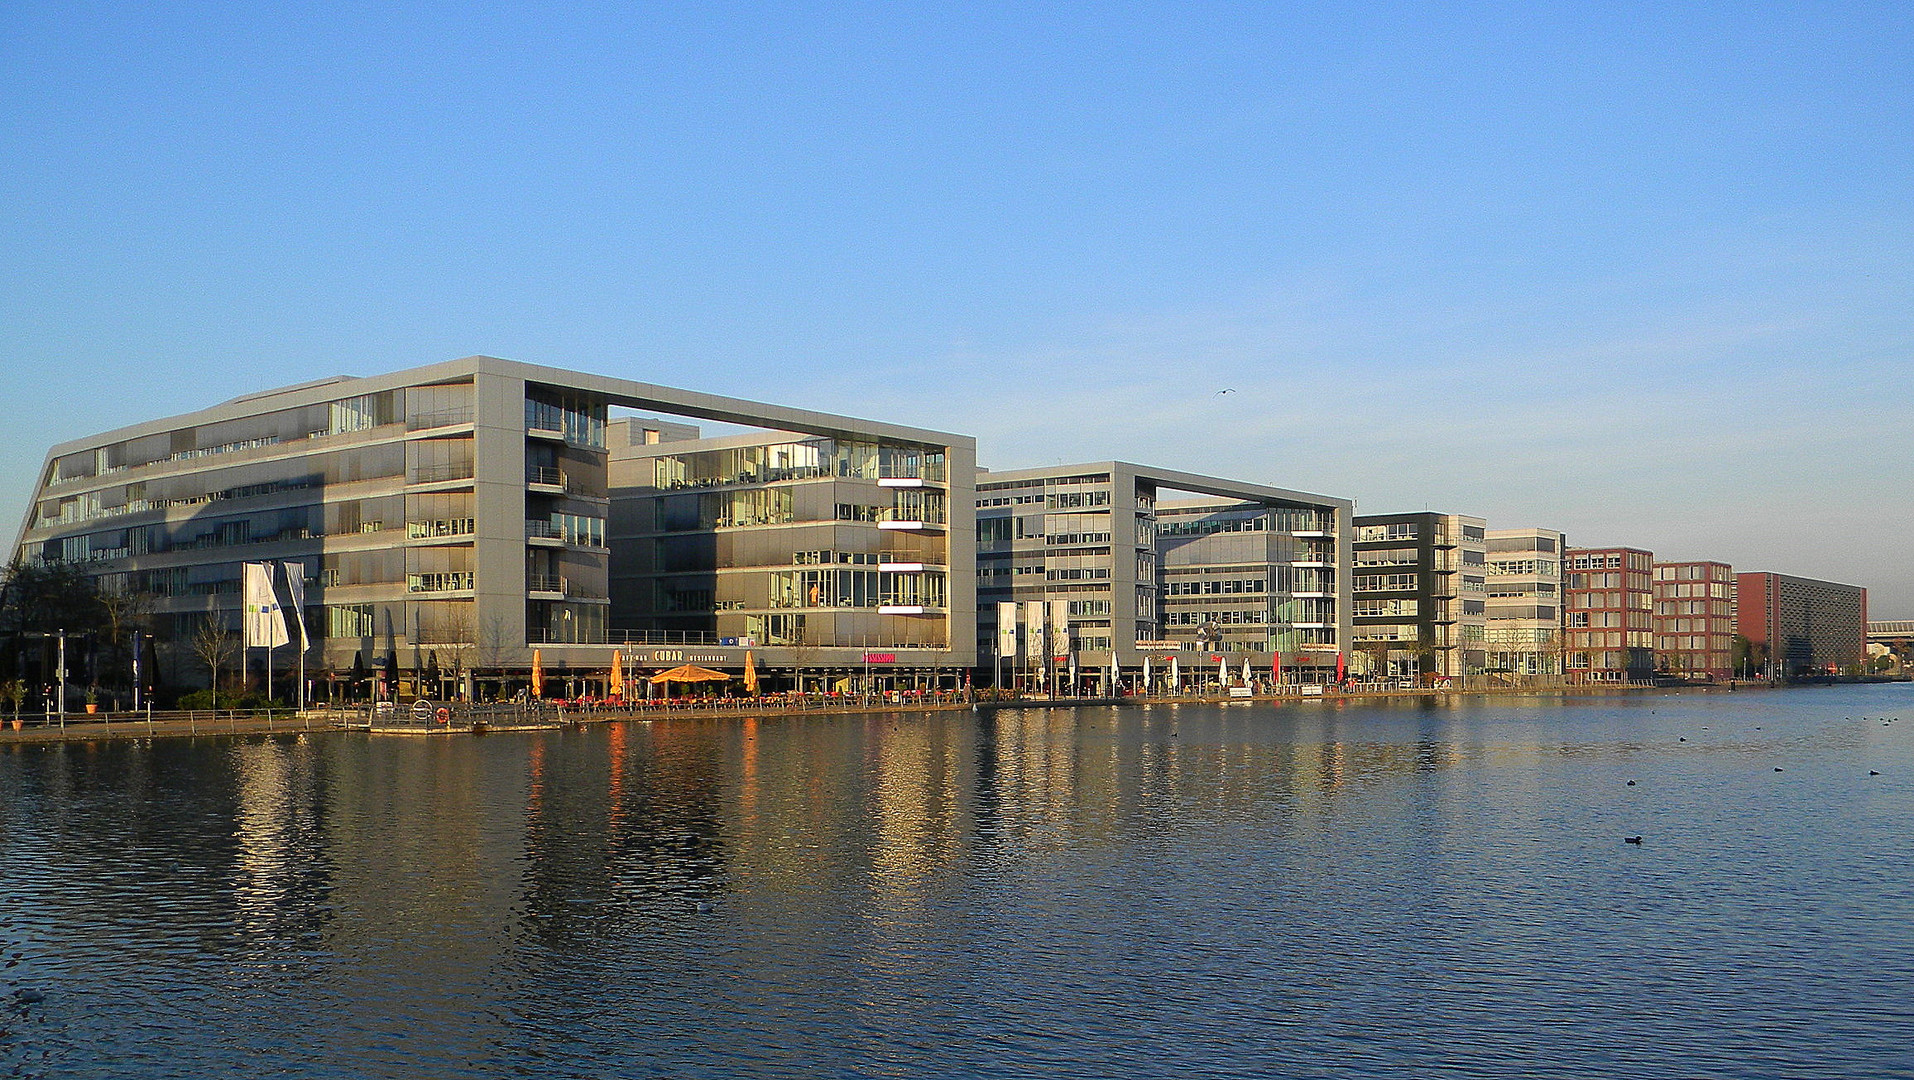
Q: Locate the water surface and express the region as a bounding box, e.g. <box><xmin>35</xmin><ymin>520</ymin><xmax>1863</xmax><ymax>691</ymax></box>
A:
<box><xmin>3</xmin><ymin>685</ymin><xmax>1911</xmax><ymax>1078</ymax></box>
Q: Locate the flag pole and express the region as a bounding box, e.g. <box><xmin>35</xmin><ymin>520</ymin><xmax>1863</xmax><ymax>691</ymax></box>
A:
<box><xmin>267</xmin><ymin>561</ymin><xmax>275</xmax><ymax>706</ymax></box>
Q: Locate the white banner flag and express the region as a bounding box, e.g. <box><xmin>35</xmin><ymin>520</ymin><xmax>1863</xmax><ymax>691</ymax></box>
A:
<box><xmin>244</xmin><ymin>562</ymin><xmax>291</xmax><ymax>649</ymax></box>
<box><xmin>281</xmin><ymin>561</ymin><xmax>310</xmax><ymax>651</ymax></box>
<box><xmin>1024</xmin><ymin>601</ymin><xmax>1046</xmax><ymax>660</ymax></box>
<box><xmin>1048</xmin><ymin>599</ymin><xmax>1071</xmax><ymax>658</ymax></box>
<box><xmin>996</xmin><ymin>602</ymin><xmax>1018</xmax><ymax>659</ymax></box>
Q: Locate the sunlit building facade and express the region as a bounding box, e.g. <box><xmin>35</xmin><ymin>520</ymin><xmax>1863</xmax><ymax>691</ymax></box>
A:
<box><xmin>609</xmin><ymin>420</ymin><xmax>975</xmax><ymax>688</ymax></box>
<box><xmin>12</xmin><ymin>356</ymin><xmax>976</xmax><ymax>694</ymax></box>
<box><xmin>1563</xmin><ymin>546</ymin><xmax>1656</xmax><ymax>681</ymax></box>
<box><xmin>1652</xmin><ymin>560</ymin><xmax>1736</xmax><ymax>681</ymax></box>
<box><xmin>1349</xmin><ymin>512</ymin><xmax>1488</xmax><ymax>682</ymax></box>
<box><xmin>1484</xmin><ymin>527</ymin><xmax>1565</xmax><ymax>678</ymax></box>
<box><xmin>1736</xmin><ymin>572</ymin><xmax>1866</xmax><ymax>677</ymax></box>
<box><xmin>975</xmin><ymin>462</ymin><xmax>1351</xmax><ymax>689</ymax></box>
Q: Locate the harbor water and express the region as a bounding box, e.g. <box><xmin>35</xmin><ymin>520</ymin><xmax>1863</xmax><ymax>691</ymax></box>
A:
<box><xmin>2</xmin><ymin>684</ymin><xmax>1911</xmax><ymax>1078</ymax></box>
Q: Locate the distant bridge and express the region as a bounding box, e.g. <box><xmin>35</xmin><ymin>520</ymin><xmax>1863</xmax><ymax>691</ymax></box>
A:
<box><xmin>1867</xmin><ymin>621</ymin><xmax>1914</xmax><ymax>659</ymax></box>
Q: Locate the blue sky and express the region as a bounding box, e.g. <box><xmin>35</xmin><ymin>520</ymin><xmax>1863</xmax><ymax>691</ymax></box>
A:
<box><xmin>4</xmin><ymin>2</ymin><xmax>1910</xmax><ymax>614</ymax></box>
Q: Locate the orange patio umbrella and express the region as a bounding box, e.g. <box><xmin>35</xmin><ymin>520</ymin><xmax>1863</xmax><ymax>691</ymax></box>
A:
<box><xmin>744</xmin><ymin>651</ymin><xmax>758</xmax><ymax>693</ymax></box>
<box><xmin>648</xmin><ymin>664</ymin><xmax>731</xmax><ymax>692</ymax></box>
<box><xmin>610</xmin><ymin>649</ymin><xmax>625</xmax><ymax>697</ymax></box>
<box><xmin>532</xmin><ymin>649</ymin><xmax>544</xmax><ymax>696</ymax></box>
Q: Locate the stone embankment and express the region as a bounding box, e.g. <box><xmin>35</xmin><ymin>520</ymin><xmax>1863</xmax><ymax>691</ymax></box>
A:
<box><xmin>0</xmin><ymin>681</ymin><xmax>1777</xmax><ymax>746</ymax></box>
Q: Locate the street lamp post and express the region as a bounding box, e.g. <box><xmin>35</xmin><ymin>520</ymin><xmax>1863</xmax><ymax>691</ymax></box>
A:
<box><xmin>132</xmin><ymin>632</ymin><xmax>144</xmax><ymax>712</ymax></box>
<box><xmin>56</xmin><ymin>628</ymin><xmax>67</xmax><ymax>729</ymax></box>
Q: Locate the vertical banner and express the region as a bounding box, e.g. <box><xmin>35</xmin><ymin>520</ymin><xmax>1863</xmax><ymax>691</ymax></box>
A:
<box><xmin>244</xmin><ymin>563</ymin><xmax>290</xmax><ymax>649</ymax></box>
<box><xmin>1024</xmin><ymin>601</ymin><xmax>1047</xmax><ymax>660</ymax></box>
<box><xmin>996</xmin><ymin>602</ymin><xmax>1019</xmax><ymax>659</ymax></box>
<box><xmin>280</xmin><ymin>561</ymin><xmax>310</xmax><ymax>651</ymax></box>
<box><xmin>1048</xmin><ymin>599</ymin><xmax>1070</xmax><ymax>659</ymax></box>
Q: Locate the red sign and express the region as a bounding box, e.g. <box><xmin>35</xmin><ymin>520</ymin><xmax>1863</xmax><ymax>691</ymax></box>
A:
<box><xmin>863</xmin><ymin>653</ymin><xmax>896</xmax><ymax>663</ymax></box>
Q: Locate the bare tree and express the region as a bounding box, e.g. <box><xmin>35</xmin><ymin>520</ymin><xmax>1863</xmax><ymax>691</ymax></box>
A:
<box><xmin>442</xmin><ymin>604</ymin><xmax>478</xmax><ymax>698</ymax></box>
<box><xmin>192</xmin><ymin>614</ymin><xmax>237</xmax><ymax>708</ymax></box>
<box><xmin>785</xmin><ymin>617</ymin><xmax>815</xmax><ymax>694</ymax></box>
<box><xmin>96</xmin><ymin>588</ymin><xmax>154</xmax><ymax>702</ymax></box>
<box><xmin>1357</xmin><ymin>638</ymin><xmax>1391</xmax><ymax>680</ymax></box>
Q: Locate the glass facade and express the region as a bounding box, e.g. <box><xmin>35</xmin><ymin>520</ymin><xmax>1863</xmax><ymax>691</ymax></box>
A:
<box><xmin>14</xmin><ymin>360</ymin><xmax>981</xmax><ymax>696</ymax></box>
<box><xmin>610</xmin><ymin>427</ymin><xmax>959</xmax><ymax>657</ymax></box>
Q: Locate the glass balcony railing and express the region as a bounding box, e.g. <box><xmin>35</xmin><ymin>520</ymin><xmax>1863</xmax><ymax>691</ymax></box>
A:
<box><xmin>407</xmin><ymin>409</ymin><xmax>473</xmax><ymax>431</ymax></box>
<box><xmin>408</xmin><ymin>571</ymin><xmax>475</xmax><ymax>593</ymax></box>
<box><xmin>410</xmin><ymin>463</ymin><xmax>475</xmax><ymax>485</ymax></box>
<box><xmin>407</xmin><ymin>518</ymin><xmax>476</xmax><ymax>540</ymax></box>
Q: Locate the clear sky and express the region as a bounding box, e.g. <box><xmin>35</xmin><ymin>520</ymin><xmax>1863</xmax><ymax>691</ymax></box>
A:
<box><xmin>4</xmin><ymin>2</ymin><xmax>1910</xmax><ymax>614</ymax></box>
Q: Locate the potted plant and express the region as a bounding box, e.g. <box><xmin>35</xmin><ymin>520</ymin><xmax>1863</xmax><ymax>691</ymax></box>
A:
<box><xmin>0</xmin><ymin>679</ymin><xmax>22</xmax><ymax>730</ymax></box>
<box><xmin>84</xmin><ymin>685</ymin><xmax>99</xmax><ymax>715</ymax></box>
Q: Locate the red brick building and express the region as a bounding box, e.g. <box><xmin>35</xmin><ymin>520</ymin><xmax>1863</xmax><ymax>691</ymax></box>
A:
<box><xmin>1736</xmin><ymin>572</ymin><xmax>1868</xmax><ymax>677</ymax></box>
<box><xmin>1564</xmin><ymin>547</ymin><xmax>1655</xmax><ymax>682</ymax></box>
<box><xmin>1653</xmin><ymin>560</ymin><xmax>1735</xmax><ymax>681</ymax></box>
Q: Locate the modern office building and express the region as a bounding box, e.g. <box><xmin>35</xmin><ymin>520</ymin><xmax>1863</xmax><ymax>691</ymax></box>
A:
<box><xmin>1562</xmin><ymin>546</ymin><xmax>1656</xmax><ymax>681</ymax></box>
<box><xmin>1736</xmin><ymin>572</ymin><xmax>1867</xmax><ymax>677</ymax></box>
<box><xmin>1483</xmin><ymin>527</ymin><xmax>1566</xmax><ymax>679</ymax></box>
<box><xmin>975</xmin><ymin>463</ymin><xmax>1351</xmax><ymax>690</ymax></box>
<box><xmin>1652</xmin><ymin>560</ymin><xmax>1736</xmax><ymax>681</ymax></box>
<box><xmin>608</xmin><ymin>418</ymin><xmax>975</xmax><ymax>690</ymax></box>
<box><xmin>12</xmin><ymin>356</ymin><xmax>976</xmax><ymax>696</ymax></box>
<box><xmin>1156</xmin><ymin>497</ymin><xmax>1346</xmax><ymax>670</ymax></box>
<box><xmin>1349</xmin><ymin>513</ymin><xmax>1488</xmax><ymax>682</ymax></box>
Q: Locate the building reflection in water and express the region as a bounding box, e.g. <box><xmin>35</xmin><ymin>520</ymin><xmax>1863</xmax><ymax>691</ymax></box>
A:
<box><xmin>0</xmin><ymin>698</ymin><xmax>1562</xmax><ymax>1073</ymax></box>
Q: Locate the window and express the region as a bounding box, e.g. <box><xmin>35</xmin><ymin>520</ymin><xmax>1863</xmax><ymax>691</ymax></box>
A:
<box><xmin>1355</xmin><ymin>523</ymin><xmax>1417</xmax><ymax>542</ymax></box>
<box><xmin>1354</xmin><ymin>598</ymin><xmax>1418</xmax><ymax>617</ymax></box>
<box><xmin>1353</xmin><ymin>573</ymin><xmax>1417</xmax><ymax>592</ymax></box>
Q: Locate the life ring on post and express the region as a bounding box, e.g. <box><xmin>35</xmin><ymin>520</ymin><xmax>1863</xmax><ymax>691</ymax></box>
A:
<box><xmin>435</xmin><ymin>707</ymin><xmax>451</xmax><ymax>725</ymax></box>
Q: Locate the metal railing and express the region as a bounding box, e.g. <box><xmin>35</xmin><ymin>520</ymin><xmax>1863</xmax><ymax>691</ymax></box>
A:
<box><xmin>408</xmin><ymin>409</ymin><xmax>473</xmax><ymax>431</ymax></box>
<box><xmin>410</xmin><ymin>463</ymin><xmax>476</xmax><ymax>485</ymax></box>
<box><xmin>408</xmin><ymin>571</ymin><xmax>476</xmax><ymax>593</ymax></box>
<box><xmin>408</xmin><ymin>518</ymin><xmax>476</xmax><ymax>540</ymax></box>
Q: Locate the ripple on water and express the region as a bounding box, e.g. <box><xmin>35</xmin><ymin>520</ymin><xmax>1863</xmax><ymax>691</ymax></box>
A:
<box><xmin>1</xmin><ymin>687</ymin><xmax>1912</xmax><ymax>1078</ymax></box>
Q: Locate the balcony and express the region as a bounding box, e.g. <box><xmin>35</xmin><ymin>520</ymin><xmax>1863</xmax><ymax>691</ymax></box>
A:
<box><xmin>407</xmin><ymin>518</ymin><xmax>476</xmax><ymax>543</ymax></box>
<box><xmin>408</xmin><ymin>463</ymin><xmax>476</xmax><ymax>487</ymax></box>
<box><xmin>528</xmin><ymin>575</ymin><xmax>610</xmax><ymax>604</ymax></box>
<box><xmin>879</xmin><ymin>560</ymin><xmax>945</xmax><ymax>573</ymax></box>
<box><xmin>406</xmin><ymin>409</ymin><xmax>473</xmax><ymax>433</ymax></box>
<box><xmin>527</xmin><ymin>466</ymin><xmax>567</xmax><ymax>494</ymax></box>
<box><xmin>408</xmin><ymin>571</ymin><xmax>475</xmax><ymax>594</ymax></box>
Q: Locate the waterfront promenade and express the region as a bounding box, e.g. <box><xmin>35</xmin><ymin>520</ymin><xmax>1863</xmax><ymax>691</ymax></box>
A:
<box><xmin>0</xmin><ymin>679</ymin><xmax>1789</xmax><ymax>746</ymax></box>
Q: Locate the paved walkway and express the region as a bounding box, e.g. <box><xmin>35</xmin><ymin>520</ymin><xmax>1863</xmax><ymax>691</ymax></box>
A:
<box><xmin>0</xmin><ymin>684</ymin><xmax>1700</xmax><ymax>746</ymax></box>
